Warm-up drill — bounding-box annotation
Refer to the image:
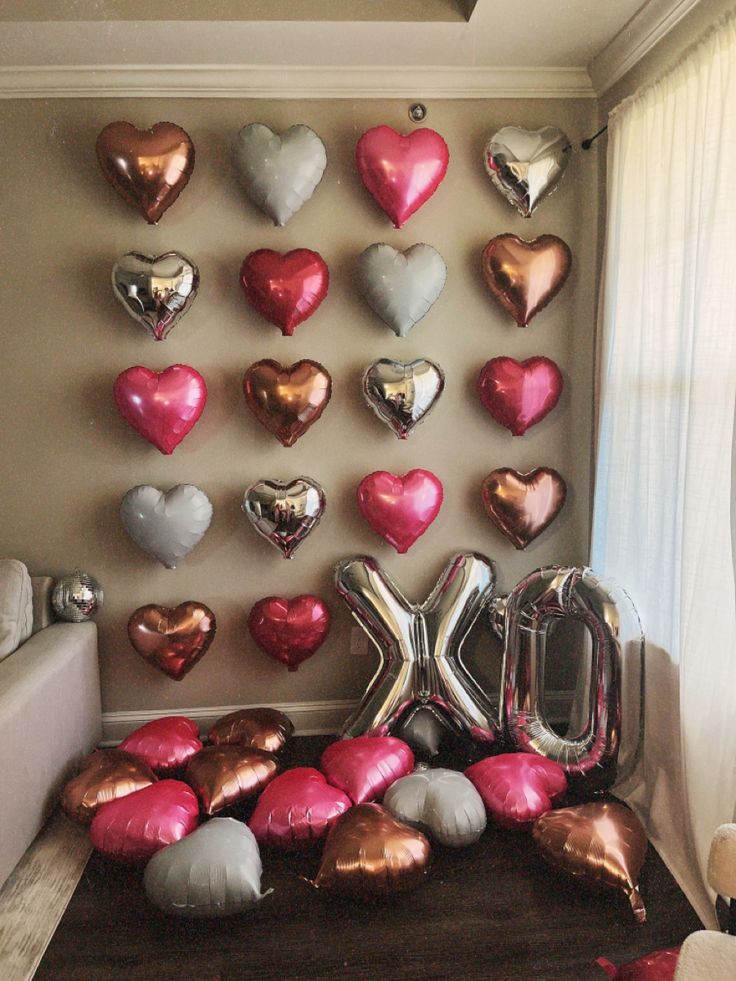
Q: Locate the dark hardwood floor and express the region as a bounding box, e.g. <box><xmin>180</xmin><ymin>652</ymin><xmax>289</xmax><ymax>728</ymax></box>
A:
<box><xmin>36</xmin><ymin>738</ymin><xmax>701</xmax><ymax>981</ymax></box>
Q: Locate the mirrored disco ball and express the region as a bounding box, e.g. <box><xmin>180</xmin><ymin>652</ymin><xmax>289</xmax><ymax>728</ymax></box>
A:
<box><xmin>52</xmin><ymin>570</ymin><xmax>103</xmax><ymax>622</ymax></box>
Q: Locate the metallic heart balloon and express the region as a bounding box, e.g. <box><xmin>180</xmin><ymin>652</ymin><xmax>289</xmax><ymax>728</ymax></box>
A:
<box><xmin>484</xmin><ymin>125</ymin><xmax>569</xmax><ymax>218</ymax></box>
<box><xmin>247</xmin><ymin>595</ymin><xmax>331</xmax><ymax>671</ymax></box>
<box><xmin>395</xmin><ymin>704</ymin><xmax>448</xmax><ymax>758</ymax></box>
<box><xmin>112</xmin><ymin>251</ymin><xmax>199</xmax><ymax>341</ymax></box>
<box><xmin>184</xmin><ymin>745</ymin><xmax>278</xmax><ymax>815</ymax></box>
<box><xmin>208</xmin><ymin>708</ymin><xmax>294</xmax><ymax>754</ymax></box>
<box><xmin>465</xmin><ymin>753</ymin><xmax>567</xmax><ymax>829</ymax></box>
<box><xmin>384</xmin><ymin>767</ymin><xmax>487</xmax><ymax>847</ymax></box>
<box><xmin>240</xmin><ymin>248</ymin><xmax>329</xmax><ymax>336</ymax></box>
<box><xmin>481</xmin><ymin>467</ymin><xmax>566</xmax><ymax>549</ymax></box>
<box><xmin>356</xmin><ymin>125</ymin><xmax>449</xmax><ymax>228</ymax></box>
<box><xmin>320</xmin><ymin>735</ymin><xmax>414</xmax><ymax>805</ymax></box>
<box><xmin>127</xmin><ymin>602</ymin><xmax>216</xmax><ymax>680</ymax></box>
<box><xmin>113</xmin><ymin>364</ymin><xmax>207</xmax><ymax>455</ymax></box>
<box><xmin>119</xmin><ymin>716</ymin><xmax>202</xmax><ymax>775</ymax></box>
<box><xmin>89</xmin><ymin>779</ymin><xmax>199</xmax><ymax>866</ymax></box>
<box><xmin>363</xmin><ymin>358</ymin><xmax>445</xmax><ymax>439</ymax></box>
<box><xmin>242</xmin><ymin>476</ymin><xmax>326</xmax><ymax>559</ymax></box>
<box><xmin>477</xmin><ymin>356</ymin><xmax>563</xmax><ymax>436</ymax></box>
<box><xmin>357</xmin><ymin>469</ymin><xmax>443</xmax><ymax>553</ymax></box>
<box><xmin>95</xmin><ymin>121</ymin><xmax>194</xmax><ymax>224</ymax></box>
<box><xmin>358</xmin><ymin>243</ymin><xmax>447</xmax><ymax>337</ymax></box>
<box><xmin>595</xmin><ymin>947</ymin><xmax>681</xmax><ymax>980</ymax></box>
<box><xmin>243</xmin><ymin>359</ymin><xmax>332</xmax><ymax>447</ymax></box>
<box><xmin>313</xmin><ymin>803</ymin><xmax>430</xmax><ymax>896</ymax></box>
<box><xmin>533</xmin><ymin>802</ymin><xmax>649</xmax><ymax>923</ymax></box>
<box><xmin>61</xmin><ymin>749</ymin><xmax>157</xmax><ymax>826</ymax></box>
<box><xmin>482</xmin><ymin>234</ymin><xmax>572</xmax><ymax>327</ymax></box>
<box><xmin>249</xmin><ymin>767</ymin><xmax>352</xmax><ymax>850</ymax></box>
<box><xmin>233</xmin><ymin>123</ymin><xmax>327</xmax><ymax>227</ymax></box>
<box><xmin>120</xmin><ymin>483</ymin><xmax>213</xmax><ymax>570</ymax></box>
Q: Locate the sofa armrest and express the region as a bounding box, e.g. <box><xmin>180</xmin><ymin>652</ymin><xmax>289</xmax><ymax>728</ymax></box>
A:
<box><xmin>30</xmin><ymin>576</ymin><xmax>54</xmax><ymax>634</ymax></box>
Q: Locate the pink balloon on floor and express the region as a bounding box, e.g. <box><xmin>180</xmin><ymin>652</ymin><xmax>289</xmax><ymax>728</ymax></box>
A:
<box><xmin>321</xmin><ymin>736</ymin><xmax>414</xmax><ymax>804</ymax></box>
<box><xmin>249</xmin><ymin>767</ymin><xmax>352</xmax><ymax>849</ymax></box>
<box><xmin>357</xmin><ymin>469</ymin><xmax>443</xmax><ymax>553</ymax></box>
<box><xmin>119</xmin><ymin>716</ymin><xmax>202</xmax><ymax>774</ymax></box>
<box><xmin>113</xmin><ymin>364</ymin><xmax>207</xmax><ymax>455</ymax></box>
<box><xmin>465</xmin><ymin>752</ymin><xmax>567</xmax><ymax>829</ymax></box>
<box><xmin>596</xmin><ymin>947</ymin><xmax>681</xmax><ymax>980</ymax></box>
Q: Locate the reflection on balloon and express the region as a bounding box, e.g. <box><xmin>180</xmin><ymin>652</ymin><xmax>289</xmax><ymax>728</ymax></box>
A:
<box><xmin>243</xmin><ymin>359</ymin><xmax>332</xmax><ymax>447</ymax></box>
<box><xmin>357</xmin><ymin>469</ymin><xmax>443</xmax><ymax>554</ymax></box>
<box><xmin>208</xmin><ymin>707</ymin><xmax>294</xmax><ymax>754</ymax></box>
<box><xmin>477</xmin><ymin>356</ymin><xmax>563</xmax><ymax>436</ymax></box>
<box><xmin>240</xmin><ymin>248</ymin><xmax>329</xmax><ymax>336</ymax></box>
<box><xmin>484</xmin><ymin>125</ymin><xmax>569</xmax><ymax>218</ymax></box>
<box><xmin>184</xmin><ymin>745</ymin><xmax>278</xmax><ymax>815</ymax></box>
<box><xmin>242</xmin><ymin>476</ymin><xmax>326</xmax><ymax>559</ymax></box>
<box><xmin>384</xmin><ymin>767</ymin><xmax>487</xmax><ymax>847</ymax></box>
<box><xmin>113</xmin><ymin>364</ymin><xmax>207</xmax><ymax>455</ymax></box>
<box><xmin>358</xmin><ymin>243</ymin><xmax>446</xmax><ymax>337</ymax></box>
<box><xmin>61</xmin><ymin>749</ymin><xmax>157</xmax><ymax>825</ymax></box>
<box><xmin>465</xmin><ymin>753</ymin><xmax>567</xmax><ymax>829</ymax></box>
<box><xmin>481</xmin><ymin>234</ymin><xmax>572</xmax><ymax>327</ymax></box>
<box><xmin>119</xmin><ymin>484</ymin><xmax>213</xmax><ymax>570</ymax></box>
<box><xmin>127</xmin><ymin>602</ymin><xmax>216</xmax><ymax>680</ymax></box>
<box><xmin>363</xmin><ymin>358</ymin><xmax>445</xmax><ymax>439</ymax></box>
<box><xmin>247</xmin><ymin>594</ymin><xmax>331</xmax><ymax>671</ymax></box>
<box><xmin>112</xmin><ymin>251</ymin><xmax>199</xmax><ymax>341</ymax></box>
<box><xmin>481</xmin><ymin>467</ymin><xmax>566</xmax><ymax>549</ymax></box>
<box><xmin>249</xmin><ymin>767</ymin><xmax>352</xmax><ymax>850</ymax></box>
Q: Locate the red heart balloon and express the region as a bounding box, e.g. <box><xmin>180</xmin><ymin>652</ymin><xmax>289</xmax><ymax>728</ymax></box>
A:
<box><xmin>356</xmin><ymin>125</ymin><xmax>449</xmax><ymax>228</ymax></box>
<box><xmin>465</xmin><ymin>753</ymin><xmax>567</xmax><ymax>829</ymax></box>
<box><xmin>89</xmin><ymin>779</ymin><xmax>199</xmax><ymax>865</ymax></box>
<box><xmin>119</xmin><ymin>716</ymin><xmax>203</xmax><ymax>774</ymax></box>
<box><xmin>321</xmin><ymin>736</ymin><xmax>414</xmax><ymax>805</ymax></box>
<box><xmin>477</xmin><ymin>357</ymin><xmax>563</xmax><ymax>436</ymax></box>
<box><xmin>247</xmin><ymin>595</ymin><xmax>331</xmax><ymax>672</ymax></box>
<box><xmin>249</xmin><ymin>767</ymin><xmax>352</xmax><ymax>850</ymax></box>
<box><xmin>113</xmin><ymin>364</ymin><xmax>206</xmax><ymax>455</ymax></box>
<box><xmin>240</xmin><ymin>248</ymin><xmax>329</xmax><ymax>336</ymax></box>
<box><xmin>357</xmin><ymin>469</ymin><xmax>443</xmax><ymax>554</ymax></box>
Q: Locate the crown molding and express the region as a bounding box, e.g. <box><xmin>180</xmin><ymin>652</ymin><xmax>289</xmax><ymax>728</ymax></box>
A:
<box><xmin>0</xmin><ymin>64</ymin><xmax>595</xmax><ymax>99</ymax></box>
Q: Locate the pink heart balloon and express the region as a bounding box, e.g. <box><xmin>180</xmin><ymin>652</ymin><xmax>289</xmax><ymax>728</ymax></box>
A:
<box><xmin>356</xmin><ymin>125</ymin><xmax>449</xmax><ymax>229</ymax></box>
<box><xmin>113</xmin><ymin>364</ymin><xmax>207</xmax><ymax>455</ymax></box>
<box><xmin>357</xmin><ymin>469</ymin><xmax>443</xmax><ymax>554</ymax></box>
<box><xmin>321</xmin><ymin>736</ymin><xmax>414</xmax><ymax>805</ymax></box>
<box><xmin>477</xmin><ymin>357</ymin><xmax>563</xmax><ymax>436</ymax></box>
<box><xmin>249</xmin><ymin>767</ymin><xmax>352</xmax><ymax>850</ymax></box>
<box><xmin>89</xmin><ymin>779</ymin><xmax>199</xmax><ymax>865</ymax></box>
<box><xmin>465</xmin><ymin>753</ymin><xmax>567</xmax><ymax>830</ymax></box>
<box><xmin>119</xmin><ymin>716</ymin><xmax>203</xmax><ymax>775</ymax></box>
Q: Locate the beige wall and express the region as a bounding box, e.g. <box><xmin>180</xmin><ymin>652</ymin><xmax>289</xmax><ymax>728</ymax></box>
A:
<box><xmin>0</xmin><ymin>96</ymin><xmax>599</xmax><ymax>717</ymax></box>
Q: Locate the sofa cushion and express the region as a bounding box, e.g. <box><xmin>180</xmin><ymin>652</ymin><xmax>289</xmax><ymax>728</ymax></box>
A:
<box><xmin>0</xmin><ymin>559</ymin><xmax>33</xmax><ymax>661</ymax></box>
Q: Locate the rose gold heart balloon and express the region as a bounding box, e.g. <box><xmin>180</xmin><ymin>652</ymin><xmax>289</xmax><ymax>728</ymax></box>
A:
<box><xmin>61</xmin><ymin>749</ymin><xmax>157</xmax><ymax>825</ymax></box>
<box><xmin>482</xmin><ymin>234</ymin><xmax>572</xmax><ymax>326</ymax></box>
<box><xmin>207</xmin><ymin>708</ymin><xmax>294</xmax><ymax>754</ymax></box>
<box><xmin>481</xmin><ymin>467</ymin><xmax>566</xmax><ymax>549</ymax></box>
<box><xmin>184</xmin><ymin>745</ymin><xmax>278</xmax><ymax>815</ymax></box>
<box><xmin>533</xmin><ymin>802</ymin><xmax>648</xmax><ymax>923</ymax></box>
<box><xmin>127</xmin><ymin>602</ymin><xmax>216</xmax><ymax>681</ymax></box>
<box><xmin>95</xmin><ymin>121</ymin><xmax>195</xmax><ymax>224</ymax></box>
<box><xmin>313</xmin><ymin>803</ymin><xmax>430</xmax><ymax>897</ymax></box>
<box><xmin>243</xmin><ymin>359</ymin><xmax>332</xmax><ymax>447</ymax></box>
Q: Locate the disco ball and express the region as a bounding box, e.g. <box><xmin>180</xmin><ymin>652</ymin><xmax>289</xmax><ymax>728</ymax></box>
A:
<box><xmin>52</xmin><ymin>570</ymin><xmax>103</xmax><ymax>623</ymax></box>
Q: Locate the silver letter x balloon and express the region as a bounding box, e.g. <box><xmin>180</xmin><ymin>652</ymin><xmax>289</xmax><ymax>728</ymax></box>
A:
<box><xmin>335</xmin><ymin>553</ymin><xmax>500</xmax><ymax>744</ymax></box>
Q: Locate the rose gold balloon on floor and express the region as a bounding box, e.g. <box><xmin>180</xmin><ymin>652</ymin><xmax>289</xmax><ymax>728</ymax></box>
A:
<box><xmin>127</xmin><ymin>602</ymin><xmax>216</xmax><ymax>680</ymax></box>
<box><xmin>243</xmin><ymin>359</ymin><xmax>332</xmax><ymax>447</ymax></box>
<box><xmin>482</xmin><ymin>234</ymin><xmax>572</xmax><ymax>326</ymax></box>
<box><xmin>481</xmin><ymin>467</ymin><xmax>566</xmax><ymax>549</ymax></box>
<box><xmin>207</xmin><ymin>708</ymin><xmax>294</xmax><ymax>755</ymax></box>
<box><xmin>184</xmin><ymin>745</ymin><xmax>278</xmax><ymax>815</ymax></box>
<box><xmin>61</xmin><ymin>749</ymin><xmax>157</xmax><ymax>825</ymax></box>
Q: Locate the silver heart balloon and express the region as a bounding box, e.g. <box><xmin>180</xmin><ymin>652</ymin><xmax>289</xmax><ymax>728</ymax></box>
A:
<box><xmin>112</xmin><ymin>251</ymin><xmax>199</xmax><ymax>341</ymax></box>
<box><xmin>384</xmin><ymin>767</ymin><xmax>487</xmax><ymax>848</ymax></box>
<box><xmin>358</xmin><ymin>243</ymin><xmax>447</xmax><ymax>337</ymax></box>
<box><xmin>120</xmin><ymin>484</ymin><xmax>213</xmax><ymax>569</ymax></box>
<box><xmin>396</xmin><ymin>704</ymin><xmax>449</xmax><ymax>757</ymax></box>
<box><xmin>363</xmin><ymin>358</ymin><xmax>445</xmax><ymax>439</ymax></box>
<box><xmin>242</xmin><ymin>476</ymin><xmax>325</xmax><ymax>559</ymax></box>
<box><xmin>484</xmin><ymin>126</ymin><xmax>570</xmax><ymax>218</ymax></box>
<box><xmin>233</xmin><ymin>123</ymin><xmax>327</xmax><ymax>227</ymax></box>
<box><xmin>144</xmin><ymin>818</ymin><xmax>270</xmax><ymax>918</ymax></box>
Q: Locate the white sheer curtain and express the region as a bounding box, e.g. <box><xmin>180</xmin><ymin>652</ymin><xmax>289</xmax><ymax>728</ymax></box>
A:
<box><xmin>592</xmin><ymin>12</ymin><xmax>736</xmax><ymax>928</ymax></box>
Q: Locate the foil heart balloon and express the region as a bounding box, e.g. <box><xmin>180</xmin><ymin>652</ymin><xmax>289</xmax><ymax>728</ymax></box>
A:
<box><xmin>112</xmin><ymin>251</ymin><xmax>199</xmax><ymax>341</ymax></box>
<box><xmin>313</xmin><ymin>803</ymin><xmax>430</xmax><ymax>896</ymax></box>
<box><xmin>95</xmin><ymin>121</ymin><xmax>194</xmax><ymax>224</ymax></box>
<box><xmin>465</xmin><ymin>753</ymin><xmax>567</xmax><ymax>829</ymax></box>
<box><xmin>482</xmin><ymin>234</ymin><xmax>572</xmax><ymax>327</ymax></box>
<box><xmin>247</xmin><ymin>595</ymin><xmax>331</xmax><ymax>671</ymax></box>
<box><xmin>184</xmin><ymin>745</ymin><xmax>278</xmax><ymax>815</ymax></box>
<box><xmin>127</xmin><ymin>602</ymin><xmax>216</xmax><ymax>680</ymax></box>
<box><xmin>233</xmin><ymin>123</ymin><xmax>327</xmax><ymax>226</ymax></box>
<box><xmin>481</xmin><ymin>467</ymin><xmax>566</xmax><ymax>549</ymax></box>
<box><xmin>384</xmin><ymin>767</ymin><xmax>487</xmax><ymax>847</ymax></box>
<box><xmin>357</xmin><ymin>243</ymin><xmax>447</xmax><ymax>336</ymax></box>
<box><xmin>357</xmin><ymin>469</ymin><xmax>443</xmax><ymax>553</ymax></box>
<box><xmin>119</xmin><ymin>716</ymin><xmax>202</xmax><ymax>774</ymax></box>
<box><xmin>61</xmin><ymin>749</ymin><xmax>157</xmax><ymax>825</ymax></box>
<box><xmin>89</xmin><ymin>779</ymin><xmax>199</xmax><ymax>865</ymax></box>
<box><xmin>120</xmin><ymin>483</ymin><xmax>213</xmax><ymax>570</ymax></box>
<box><xmin>113</xmin><ymin>365</ymin><xmax>207</xmax><ymax>455</ymax></box>
<box><xmin>249</xmin><ymin>767</ymin><xmax>352</xmax><ymax>850</ymax></box>
<box><xmin>208</xmin><ymin>708</ymin><xmax>294</xmax><ymax>754</ymax></box>
<box><xmin>243</xmin><ymin>359</ymin><xmax>332</xmax><ymax>447</ymax></box>
<box><xmin>596</xmin><ymin>947</ymin><xmax>681</xmax><ymax>980</ymax></box>
<box><xmin>320</xmin><ymin>735</ymin><xmax>414</xmax><ymax>804</ymax></box>
<box><xmin>356</xmin><ymin>125</ymin><xmax>449</xmax><ymax>228</ymax></box>
<box><xmin>242</xmin><ymin>476</ymin><xmax>326</xmax><ymax>559</ymax></box>
<box><xmin>477</xmin><ymin>357</ymin><xmax>563</xmax><ymax>436</ymax></box>
<box><xmin>240</xmin><ymin>248</ymin><xmax>329</xmax><ymax>336</ymax></box>
<box><xmin>363</xmin><ymin>358</ymin><xmax>445</xmax><ymax>439</ymax></box>
<box><xmin>484</xmin><ymin>125</ymin><xmax>569</xmax><ymax>218</ymax></box>
<box><xmin>533</xmin><ymin>802</ymin><xmax>649</xmax><ymax>922</ymax></box>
